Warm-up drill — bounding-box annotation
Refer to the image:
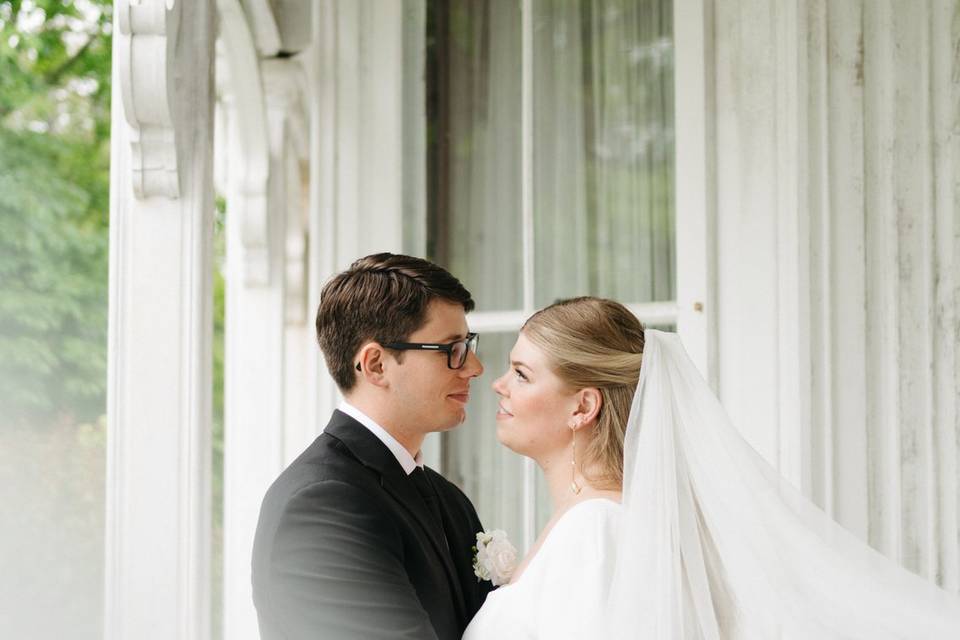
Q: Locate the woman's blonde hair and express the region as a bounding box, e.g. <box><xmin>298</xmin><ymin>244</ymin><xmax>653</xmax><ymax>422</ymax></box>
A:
<box><xmin>521</xmin><ymin>296</ymin><xmax>644</xmax><ymax>490</ymax></box>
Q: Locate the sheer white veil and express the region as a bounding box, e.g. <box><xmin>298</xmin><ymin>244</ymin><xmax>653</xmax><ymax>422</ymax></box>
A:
<box><xmin>605</xmin><ymin>329</ymin><xmax>960</xmax><ymax>639</ymax></box>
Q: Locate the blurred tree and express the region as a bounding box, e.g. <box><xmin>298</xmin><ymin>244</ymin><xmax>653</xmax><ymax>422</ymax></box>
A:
<box><xmin>0</xmin><ymin>0</ymin><xmax>112</xmax><ymax>424</ymax></box>
<box><xmin>0</xmin><ymin>3</ymin><xmax>113</xmax><ymax>638</ymax></box>
<box><xmin>0</xmin><ymin>4</ymin><xmax>228</xmax><ymax>639</ymax></box>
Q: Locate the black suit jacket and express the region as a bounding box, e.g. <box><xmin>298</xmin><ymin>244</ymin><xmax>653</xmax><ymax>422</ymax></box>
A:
<box><xmin>252</xmin><ymin>410</ymin><xmax>493</xmax><ymax>639</ymax></box>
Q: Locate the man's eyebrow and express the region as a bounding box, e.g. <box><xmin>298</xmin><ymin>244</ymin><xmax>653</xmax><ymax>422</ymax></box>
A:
<box><xmin>438</xmin><ymin>332</ymin><xmax>467</xmax><ymax>342</ymax></box>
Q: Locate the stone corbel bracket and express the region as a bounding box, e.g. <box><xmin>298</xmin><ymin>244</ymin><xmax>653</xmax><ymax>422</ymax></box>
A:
<box><xmin>116</xmin><ymin>0</ymin><xmax>182</xmax><ymax>199</ymax></box>
<box><xmin>262</xmin><ymin>59</ymin><xmax>310</xmax><ymax>324</ymax></box>
<box><xmin>219</xmin><ymin>0</ymin><xmax>271</xmax><ymax>286</ymax></box>
<box><xmin>283</xmin><ymin>153</ymin><xmax>308</xmax><ymax>326</ymax></box>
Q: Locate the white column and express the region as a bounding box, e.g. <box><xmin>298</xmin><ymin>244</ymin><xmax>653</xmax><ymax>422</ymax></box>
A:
<box><xmin>673</xmin><ymin>0</ymin><xmax>717</xmax><ymax>387</ymax></box>
<box><xmin>105</xmin><ymin>2</ymin><xmax>214</xmax><ymax>639</ymax></box>
<box><xmin>711</xmin><ymin>0</ymin><xmax>808</xmax><ymax>478</ymax></box>
<box><xmin>222</xmin><ymin>57</ymin><xmax>309</xmax><ymax>640</ymax></box>
<box><xmin>282</xmin><ymin>143</ymin><xmax>313</xmax><ymax>464</ymax></box>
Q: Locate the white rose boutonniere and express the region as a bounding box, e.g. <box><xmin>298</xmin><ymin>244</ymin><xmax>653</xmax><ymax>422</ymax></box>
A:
<box><xmin>471</xmin><ymin>529</ymin><xmax>518</xmax><ymax>587</ymax></box>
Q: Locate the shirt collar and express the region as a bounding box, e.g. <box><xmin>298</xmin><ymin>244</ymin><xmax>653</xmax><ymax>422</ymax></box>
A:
<box><xmin>338</xmin><ymin>401</ymin><xmax>423</xmax><ymax>475</ymax></box>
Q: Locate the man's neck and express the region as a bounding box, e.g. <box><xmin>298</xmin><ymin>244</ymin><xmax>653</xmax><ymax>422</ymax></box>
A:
<box><xmin>343</xmin><ymin>396</ymin><xmax>424</xmax><ymax>458</ymax></box>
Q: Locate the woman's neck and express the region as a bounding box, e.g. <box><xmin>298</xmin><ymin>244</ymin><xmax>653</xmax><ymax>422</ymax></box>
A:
<box><xmin>539</xmin><ymin>451</ymin><xmax>619</xmax><ymax>514</ymax></box>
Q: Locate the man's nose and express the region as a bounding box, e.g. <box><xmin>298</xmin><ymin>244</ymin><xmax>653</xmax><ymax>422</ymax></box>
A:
<box><xmin>461</xmin><ymin>349</ymin><xmax>483</xmax><ymax>377</ymax></box>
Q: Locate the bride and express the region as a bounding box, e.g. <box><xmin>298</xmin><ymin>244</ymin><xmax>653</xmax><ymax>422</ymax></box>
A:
<box><xmin>463</xmin><ymin>296</ymin><xmax>960</xmax><ymax>639</ymax></box>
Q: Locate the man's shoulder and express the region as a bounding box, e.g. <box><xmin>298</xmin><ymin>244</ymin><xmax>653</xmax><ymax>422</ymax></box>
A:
<box><xmin>253</xmin><ymin>432</ymin><xmax>387</xmax><ymax>549</ymax></box>
<box><xmin>266</xmin><ymin>431</ymin><xmax>374</xmax><ymax>501</ymax></box>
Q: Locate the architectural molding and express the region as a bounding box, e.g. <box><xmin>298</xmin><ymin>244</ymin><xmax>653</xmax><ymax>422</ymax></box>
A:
<box><xmin>271</xmin><ymin>0</ymin><xmax>314</xmax><ymax>54</ymax></box>
<box><xmin>240</xmin><ymin>0</ymin><xmax>313</xmax><ymax>56</ymax></box>
<box><xmin>220</xmin><ymin>55</ymin><xmax>310</xmax><ymax>640</ymax></box>
<box><xmin>262</xmin><ymin>58</ymin><xmax>310</xmax><ymax>323</ymax></box>
<box><xmin>218</xmin><ymin>0</ymin><xmax>271</xmax><ymax>285</ymax></box>
<box><xmin>115</xmin><ymin>0</ymin><xmax>182</xmax><ymax>199</ymax></box>
<box><xmin>283</xmin><ymin>164</ymin><xmax>308</xmax><ymax>326</ymax></box>
<box><xmin>240</xmin><ymin>0</ymin><xmax>282</xmax><ymax>56</ymax></box>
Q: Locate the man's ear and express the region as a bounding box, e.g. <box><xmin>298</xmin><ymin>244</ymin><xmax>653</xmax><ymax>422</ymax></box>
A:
<box><xmin>572</xmin><ymin>388</ymin><xmax>602</xmax><ymax>428</ymax></box>
<box><xmin>355</xmin><ymin>342</ymin><xmax>390</xmax><ymax>388</ymax></box>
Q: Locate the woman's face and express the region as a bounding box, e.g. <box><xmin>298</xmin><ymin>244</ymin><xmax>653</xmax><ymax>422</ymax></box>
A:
<box><xmin>492</xmin><ymin>332</ymin><xmax>578</xmax><ymax>463</ymax></box>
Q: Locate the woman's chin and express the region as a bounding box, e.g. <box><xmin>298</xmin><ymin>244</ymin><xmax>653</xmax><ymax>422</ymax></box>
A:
<box><xmin>494</xmin><ymin>424</ymin><xmax>516</xmax><ymax>450</ymax></box>
<box><xmin>495</xmin><ymin>426</ymin><xmax>529</xmax><ymax>457</ymax></box>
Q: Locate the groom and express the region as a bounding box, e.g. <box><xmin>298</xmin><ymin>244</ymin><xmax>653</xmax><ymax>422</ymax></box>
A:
<box><xmin>252</xmin><ymin>253</ymin><xmax>493</xmax><ymax>639</ymax></box>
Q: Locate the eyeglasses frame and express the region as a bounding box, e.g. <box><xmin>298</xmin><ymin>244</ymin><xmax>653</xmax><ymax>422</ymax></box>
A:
<box><xmin>381</xmin><ymin>332</ymin><xmax>479</xmax><ymax>370</ymax></box>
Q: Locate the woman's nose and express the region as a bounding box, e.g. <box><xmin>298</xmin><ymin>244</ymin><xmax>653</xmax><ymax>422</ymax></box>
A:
<box><xmin>491</xmin><ymin>372</ymin><xmax>506</xmax><ymax>396</ymax></box>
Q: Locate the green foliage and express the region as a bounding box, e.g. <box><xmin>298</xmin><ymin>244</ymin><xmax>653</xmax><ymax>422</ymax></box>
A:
<box><xmin>0</xmin><ymin>1</ymin><xmax>112</xmax><ymax>128</ymax></box>
<box><xmin>0</xmin><ymin>0</ymin><xmax>112</xmax><ymax>424</ymax></box>
<box><xmin>0</xmin><ymin>3</ymin><xmax>113</xmax><ymax>629</ymax></box>
<box><xmin>212</xmin><ymin>197</ymin><xmax>226</xmax><ymax>640</ymax></box>
<box><xmin>0</xmin><ymin>127</ymin><xmax>109</xmax><ymax>421</ymax></box>
<box><xmin>0</xmin><ymin>4</ymin><xmax>227</xmax><ymax>639</ymax></box>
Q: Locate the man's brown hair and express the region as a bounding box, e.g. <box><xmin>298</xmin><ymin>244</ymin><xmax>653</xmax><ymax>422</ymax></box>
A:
<box><xmin>316</xmin><ymin>253</ymin><xmax>475</xmax><ymax>391</ymax></box>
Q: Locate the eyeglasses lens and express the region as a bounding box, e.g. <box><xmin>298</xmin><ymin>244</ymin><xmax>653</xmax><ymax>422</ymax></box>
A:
<box><xmin>451</xmin><ymin>341</ymin><xmax>467</xmax><ymax>369</ymax></box>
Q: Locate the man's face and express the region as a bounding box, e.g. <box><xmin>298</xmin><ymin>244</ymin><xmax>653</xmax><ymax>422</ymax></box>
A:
<box><xmin>386</xmin><ymin>300</ymin><xmax>483</xmax><ymax>433</ymax></box>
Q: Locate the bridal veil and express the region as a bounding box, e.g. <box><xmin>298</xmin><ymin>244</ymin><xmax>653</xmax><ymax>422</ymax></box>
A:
<box><xmin>605</xmin><ymin>330</ymin><xmax>960</xmax><ymax>639</ymax></box>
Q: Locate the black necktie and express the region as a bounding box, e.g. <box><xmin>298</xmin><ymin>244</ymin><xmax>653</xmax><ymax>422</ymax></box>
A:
<box><xmin>409</xmin><ymin>467</ymin><xmax>447</xmax><ymax>543</ymax></box>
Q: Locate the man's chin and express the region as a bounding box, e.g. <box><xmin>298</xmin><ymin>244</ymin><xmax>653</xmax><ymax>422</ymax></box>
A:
<box><xmin>433</xmin><ymin>410</ymin><xmax>467</xmax><ymax>431</ymax></box>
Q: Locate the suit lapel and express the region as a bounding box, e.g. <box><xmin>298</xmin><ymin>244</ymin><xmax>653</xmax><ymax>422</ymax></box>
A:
<box><xmin>430</xmin><ymin>470</ymin><xmax>490</xmax><ymax>613</ymax></box>
<box><xmin>324</xmin><ymin>412</ymin><xmax>468</xmax><ymax>623</ymax></box>
<box><xmin>379</xmin><ymin>472</ymin><xmax>469</xmax><ymax>622</ymax></box>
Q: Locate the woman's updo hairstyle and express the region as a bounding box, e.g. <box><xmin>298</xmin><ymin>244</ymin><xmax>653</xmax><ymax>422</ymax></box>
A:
<box><xmin>521</xmin><ymin>296</ymin><xmax>644</xmax><ymax>490</ymax></box>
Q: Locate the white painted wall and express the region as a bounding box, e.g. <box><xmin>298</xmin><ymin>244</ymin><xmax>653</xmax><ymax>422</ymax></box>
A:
<box><xmin>700</xmin><ymin>0</ymin><xmax>959</xmax><ymax>590</ymax></box>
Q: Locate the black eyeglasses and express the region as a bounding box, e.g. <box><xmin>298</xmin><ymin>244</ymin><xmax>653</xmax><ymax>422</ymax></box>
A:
<box><xmin>382</xmin><ymin>332</ymin><xmax>479</xmax><ymax>370</ymax></box>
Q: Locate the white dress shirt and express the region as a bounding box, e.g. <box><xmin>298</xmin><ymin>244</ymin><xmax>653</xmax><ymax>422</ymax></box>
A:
<box><xmin>337</xmin><ymin>401</ymin><xmax>423</xmax><ymax>475</ymax></box>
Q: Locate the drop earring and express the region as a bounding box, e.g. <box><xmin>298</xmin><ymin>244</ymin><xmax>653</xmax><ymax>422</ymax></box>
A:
<box><xmin>570</xmin><ymin>425</ymin><xmax>582</xmax><ymax>495</ymax></box>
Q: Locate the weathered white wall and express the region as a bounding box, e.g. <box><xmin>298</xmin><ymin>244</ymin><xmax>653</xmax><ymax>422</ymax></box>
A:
<box><xmin>703</xmin><ymin>0</ymin><xmax>959</xmax><ymax>590</ymax></box>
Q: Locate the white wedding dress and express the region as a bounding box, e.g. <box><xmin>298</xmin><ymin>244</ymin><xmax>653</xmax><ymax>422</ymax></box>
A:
<box><xmin>462</xmin><ymin>499</ymin><xmax>622</xmax><ymax>639</ymax></box>
<box><xmin>463</xmin><ymin>331</ymin><xmax>960</xmax><ymax>639</ymax></box>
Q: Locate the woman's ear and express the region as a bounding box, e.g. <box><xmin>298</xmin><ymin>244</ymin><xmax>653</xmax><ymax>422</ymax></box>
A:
<box><xmin>355</xmin><ymin>342</ymin><xmax>389</xmax><ymax>388</ymax></box>
<box><xmin>572</xmin><ymin>387</ymin><xmax>602</xmax><ymax>428</ymax></box>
